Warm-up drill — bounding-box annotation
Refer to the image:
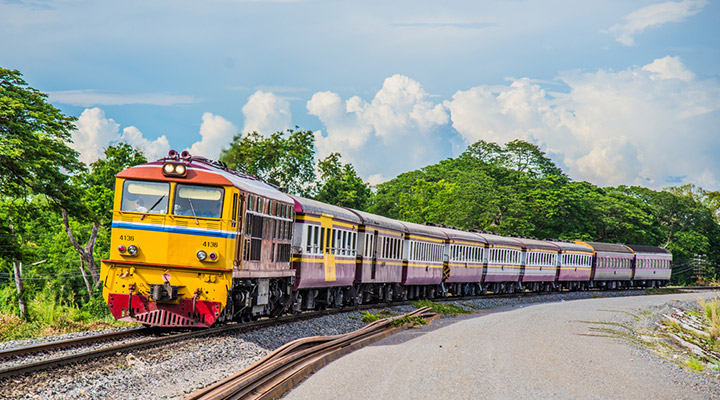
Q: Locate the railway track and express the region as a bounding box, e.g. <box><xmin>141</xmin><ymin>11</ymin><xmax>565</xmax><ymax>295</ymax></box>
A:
<box><xmin>184</xmin><ymin>307</ymin><xmax>437</xmax><ymax>400</ymax></box>
<box><xmin>0</xmin><ymin>326</ymin><xmax>148</xmax><ymax>361</ymax></box>
<box><xmin>1</xmin><ymin>286</ymin><xmax>713</xmax><ymax>382</ymax></box>
<box><xmin>0</xmin><ymin>300</ymin><xmax>418</xmax><ymax>381</ymax></box>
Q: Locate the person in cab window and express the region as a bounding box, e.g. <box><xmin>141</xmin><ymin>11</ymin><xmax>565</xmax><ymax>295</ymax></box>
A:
<box><xmin>134</xmin><ymin>198</ymin><xmax>148</xmax><ymax>213</ymax></box>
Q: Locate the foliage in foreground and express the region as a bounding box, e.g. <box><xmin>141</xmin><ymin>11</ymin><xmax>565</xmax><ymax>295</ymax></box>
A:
<box><xmin>413</xmin><ymin>299</ymin><xmax>473</xmax><ymax>315</ymax></box>
<box><xmin>0</xmin><ymin>290</ymin><xmax>132</xmax><ymax>342</ymax></box>
<box><xmin>351</xmin><ymin>309</ymin><xmax>427</xmax><ymax>327</ymax></box>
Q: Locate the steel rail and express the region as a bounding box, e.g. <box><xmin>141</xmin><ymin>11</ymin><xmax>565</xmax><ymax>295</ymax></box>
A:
<box><xmin>1</xmin><ymin>286</ymin><xmax>705</xmax><ymax>381</ymax></box>
<box><xmin>0</xmin><ymin>326</ymin><xmax>148</xmax><ymax>360</ymax></box>
<box><xmin>185</xmin><ymin>307</ymin><xmax>436</xmax><ymax>400</ymax></box>
<box><xmin>0</xmin><ymin>302</ymin><xmax>415</xmax><ymax>381</ymax></box>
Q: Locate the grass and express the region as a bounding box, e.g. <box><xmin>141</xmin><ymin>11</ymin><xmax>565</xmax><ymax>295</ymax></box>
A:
<box><xmin>350</xmin><ymin>309</ymin><xmax>397</xmax><ymax>323</ymax></box>
<box><xmin>412</xmin><ymin>299</ymin><xmax>472</xmax><ymax>315</ymax></box>
<box><xmin>700</xmin><ymin>297</ymin><xmax>720</xmax><ymax>340</ymax></box>
<box><xmin>686</xmin><ymin>355</ymin><xmax>705</xmax><ymax>372</ymax></box>
<box><xmin>0</xmin><ymin>294</ymin><xmax>134</xmax><ymax>342</ymax></box>
<box><xmin>391</xmin><ymin>315</ymin><xmax>428</xmax><ymax>327</ymax></box>
<box><xmin>350</xmin><ymin>309</ymin><xmax>427</xmax><ymax>327</ymax></box>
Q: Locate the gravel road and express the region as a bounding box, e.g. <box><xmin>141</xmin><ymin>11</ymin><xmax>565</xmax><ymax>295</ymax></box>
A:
<box><xmin>284</xmin><ymin>291</ymin><xmax>720</xmax><ymax>400</ymax></box>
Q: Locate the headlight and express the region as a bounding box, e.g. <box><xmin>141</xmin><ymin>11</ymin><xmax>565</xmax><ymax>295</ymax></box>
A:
<box><xmin>127</xmin><ymin>245</ymin><xmax>139</xmax><ymax>256</ymax></box>
<box><xmin>197</xmin><ymin>250</ymin><xmax>207</xmax><ymax>261</ymax></box>
<box><xmin>162</xmin><ymin>162</ymin><xmax>188</xmax><ymax>177</ymax></box>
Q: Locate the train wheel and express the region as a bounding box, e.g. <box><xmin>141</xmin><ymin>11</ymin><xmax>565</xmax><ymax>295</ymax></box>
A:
<box><xmin>333</xmin><ymin>289</ymin><xmax>344</xmax><ymax>308</ymax></box>
<box><xmin>292</xmin><ymin>292</ymin><xmax>303</xmax><ymax>313</ymax></box>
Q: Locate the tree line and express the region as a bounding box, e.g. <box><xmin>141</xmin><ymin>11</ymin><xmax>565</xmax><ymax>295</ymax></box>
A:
<box><xmin>1</xmin><ymin>67</ymin><xmax>718</xmax><ymax>322</ymax></box>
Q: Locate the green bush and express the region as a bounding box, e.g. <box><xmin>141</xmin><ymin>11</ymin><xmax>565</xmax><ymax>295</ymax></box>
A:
<box><xmin>412</xmin><ymin>299</ymin><xmax>472</xmax><ymax>315</ymax></box>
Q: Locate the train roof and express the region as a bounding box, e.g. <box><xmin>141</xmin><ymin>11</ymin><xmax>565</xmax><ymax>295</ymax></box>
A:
<box><xmin>400</xmin><ymin>221</ymin><xmax>448</xmax><ymax>240</ymax></box>
<box><xmin>576</xmin><ymin>241</ymin><xmax>633</xmax><ymax>255</ymax></box>
<box><xmin>290</xmin><ymin>196</ymin><xmax>361</xmax><ymax>224</ymax></box>
<box><xmin>345</xmin><ymin>209</ymin><xmax>407</xmax><ymax>233</ymax></box>
<box><xmin>117</xmin><ymin>154</ymin><xmax>293</xmax><ymax>204</ymax></box>
<box><xmin>474</xmin><ymin>232</ymin><xmax>523</xmax><ymax>249</ymax></box>
<box><xmin>550</xmin><ymin>241</ymin><xmax>595</xmax><ymax>253</ymax></box>
<box><xmin>439</xmin><ymin>226</ymin><xmax>488</xmax><ymax>244</ymax></box>
<box><xmin>512</xmin><ymin>238</ymin><xmax>559</xmax><ymax>251</ymax></box>
<box><xmin>625</xmin><ymin>244</ymin><xmax>671</xmax><ymax>255</ymax></box>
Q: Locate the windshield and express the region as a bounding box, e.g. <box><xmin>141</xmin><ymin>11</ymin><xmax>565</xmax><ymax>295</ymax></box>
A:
<box><xmin>173</xmin><ymin>184</ymin><xmax>224</xmax><ymax>218</ymax></box>
<box><xmin>121</xmin><ymin>180</ymin><xmax>170</xmax><ymax>214</ymax></box>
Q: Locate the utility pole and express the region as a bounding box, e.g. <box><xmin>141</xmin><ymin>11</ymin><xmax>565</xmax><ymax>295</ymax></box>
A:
<box><xmin>8</xmin><ymin>217</ymin><xmax>27</xmax><ymax>319</ymax></box>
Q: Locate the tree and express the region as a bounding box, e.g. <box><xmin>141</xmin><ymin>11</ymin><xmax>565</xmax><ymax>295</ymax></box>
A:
<box><xmin>503</xmin><ymin>139</ymin><xmax>565</xmax><ymax>179</ymax></box>
<box><xmin>0</xmin><ymin>68</ymin><xmax>83</xmax><ymax>207</ymax></box>
<box><xmin>1</xmin><ymin>67</ymin><xmax>85</xmax><ymax>317</ymax></box>
<box><xmin>314</xmin><ymin>153</ymin><xmax>372</xmax><ymax>209</ymax></box>
<box><xmin>220</xmin><ymin>128</ymin><xmax>316</xmax><ymax>195</ymax></box>
<box><xmin>0</xmin><ymin>196</ymin><xmax>52</xmax><ymax>318</ymax></box>
<box><xmin>62</xmin><ymin>143</ymin><xmax>147</xmax><ymax>286</ymax></box>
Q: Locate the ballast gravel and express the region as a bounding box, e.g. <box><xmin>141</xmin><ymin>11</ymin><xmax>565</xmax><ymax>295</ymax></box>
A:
<box><xmin>0</xmin><ymin>289</ymin><xmax>709</xmax><ymax>399</ymax></box>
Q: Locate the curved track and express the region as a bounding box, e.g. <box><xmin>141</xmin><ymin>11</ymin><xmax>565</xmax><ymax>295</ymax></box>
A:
<box><xmin>184</xmin><ymin>307</ymin><xmax>437</xmax><ymax>400</ymax></box>
<box><xmin>0</xmin><ymin>286</ymin><xmax>710</xmax><ymax>381</ymax></box>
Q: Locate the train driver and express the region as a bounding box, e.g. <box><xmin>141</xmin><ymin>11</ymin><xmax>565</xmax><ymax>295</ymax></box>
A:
<box><xmin>134</xmin><ymin>198</ymin><xmax>148</xmax><ymax>213</ymax></box>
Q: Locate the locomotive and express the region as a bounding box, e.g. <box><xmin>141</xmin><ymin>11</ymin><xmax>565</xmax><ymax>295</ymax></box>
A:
<box><xmin>100</xmin><ymin>151</ymin><xmax>672</xmax><ymax>327</ymax></box>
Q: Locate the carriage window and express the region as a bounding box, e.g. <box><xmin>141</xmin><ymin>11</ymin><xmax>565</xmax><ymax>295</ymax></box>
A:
<box><xmin>306</xmin><ymin>225</ymin><xmax>313</xmax><ymax>253</ymax></box>
<box><xmin>173</xmin><ymin>184</ymin><xmax>224</xmax><ymax>218</ymax></box>
<box><xmin>121</xmin><ymin>180</ymin><xmax>170</xmax><ymax>214</ymax></box>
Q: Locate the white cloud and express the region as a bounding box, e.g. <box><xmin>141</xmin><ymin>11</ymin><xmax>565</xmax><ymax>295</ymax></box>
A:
<box><xmin>187</xmin><ymin>112</ymin><xmax>237</xmax><ymax>159</ymax></box>
<box><xmin>608</xmin><ymin>0</ymin><xmax>707</xmax><ymax>46</ymax></box>
<box><xmin>241</xmin><ymin>91</ymin><xmax>292</xmax><ymax>135</ymax></box>
<box><xmin>71</xmin><ymin>107</ymin><xmax>172</xmax><ymax>164</ymax></box>
<box><xmin>308</xmin><ymin>74</ymin><xmax>450</xmax><ymax>182</ymax></box>
<box><xmin>71</xmin><ymin>108</ymin><xmax>121</xmax><ymax>164</ymax></box>
<box><xmin>444</xmin><ymin>56</ymin><xmax>720</xmax><ymax>188</ymax></box>
<box><xmin>120</xmin><ymin>127</ymin><xmax>171</xmax><ymax>161</ymax></box>
<box><xmin>641</xmin><ymin>55</ymin><xmax>695</xmax><ymax>81</ymax></box>
<box><xmin>48</xmin><ymin>90</ymin><xmax>196</xmax><ymax>106</ymax></box>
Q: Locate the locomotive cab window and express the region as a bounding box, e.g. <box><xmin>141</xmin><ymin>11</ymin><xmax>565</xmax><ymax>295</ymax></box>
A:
<box><xmin>173</xmin><ymin>184</ymin><xmax>224</xmax><ymax>218</ymax></box>
<box><xmin>121</xmin><ymin>180</ymin><xmax>170</xmax><ymax>214</ymax></box>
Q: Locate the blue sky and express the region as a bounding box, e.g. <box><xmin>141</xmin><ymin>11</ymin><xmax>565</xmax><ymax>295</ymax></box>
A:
<box><xmin>2</xmin><ymin>0</ymin><xmax>719</xmax><ymax>188</ymax></box>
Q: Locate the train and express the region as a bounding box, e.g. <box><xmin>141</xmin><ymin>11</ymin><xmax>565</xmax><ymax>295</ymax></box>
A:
<box><xmin>100</xmin><ymin>151</ymin><xmax>672</xmax><ymax>327</ymax></box>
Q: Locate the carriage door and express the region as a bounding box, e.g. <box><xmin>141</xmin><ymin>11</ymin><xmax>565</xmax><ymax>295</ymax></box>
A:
<box><xmin>321</xmin><ymin>214</ymin><xmax>336</xmax><ymax>282</ymax></box>
<box><xmin>371</xmin><ymin>230</ymin><xmax>379</xmax><ymax>280</ymax></box>
<box><xmin>232</xmin><ymin>192</ymin><xmax>245</xmax><ymax>267</ymax></box>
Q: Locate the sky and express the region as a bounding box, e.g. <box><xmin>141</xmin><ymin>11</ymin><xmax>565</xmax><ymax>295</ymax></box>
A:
<box><xmin>1</xmin><ymin>0</ymin><xmax>719</xmax><ymax>189</ymax></box>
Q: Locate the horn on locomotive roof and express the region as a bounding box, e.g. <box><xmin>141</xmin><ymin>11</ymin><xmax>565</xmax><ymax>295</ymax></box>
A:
<box><xmin>167</xmin><ymin>149</ymin><xmax>179</xmax><ymax>159</ymax></box>
<box><xmin>180</xmin><ymin>150</ymin><xmax>192</xmax><ymax>160</ymax></box>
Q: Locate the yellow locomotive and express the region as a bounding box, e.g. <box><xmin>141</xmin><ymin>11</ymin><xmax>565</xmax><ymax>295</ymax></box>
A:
<box><xmin>100</xmin><ymin>150</ymin><xmax>295</xmax><ymax>327</ymax></box>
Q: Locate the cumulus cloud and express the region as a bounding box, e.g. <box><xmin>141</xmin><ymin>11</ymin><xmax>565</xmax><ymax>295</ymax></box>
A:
<box><xmin>241</xmin><ymin>91</ymin><xmax>292</xmax><ymax>135</ymax></box>
<box><xmin>187</xmin><ymin>112</ymin><xmax>237</xmax><ymax>159</ymax></box>
<box><xmin>308</xmin><ymin>74</ymin><xmax>449</xmax><ymax>182</ymax></box>
<box><xmin>70</xmin><ymin>107</ymin><xmax>171</xmax><ymax>164</ymax></box>
<box><xmin>120</xmin><ymin>127</ymin><xmax>171</xmax><ymax>161</ymax></box>
<box><xmin>608</xmin><ymin>0</ymin><xmax>707</xmax><ymax>46</ymax></box>
<box><xmin>71</xmin><ymin>108</ymin><xmax>121</xmax><ymax>164</ymax></box>
<box><xmin>444</xmin><ymin>56</ymin><xmax>720</xmax><ymax>188</ymax></box>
